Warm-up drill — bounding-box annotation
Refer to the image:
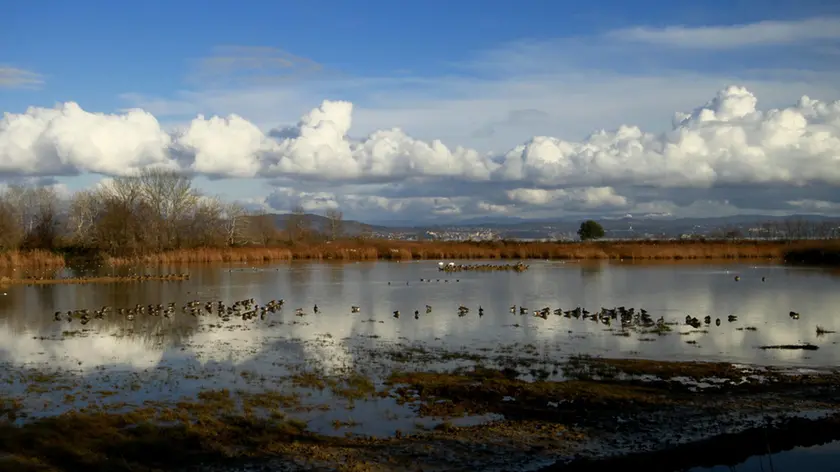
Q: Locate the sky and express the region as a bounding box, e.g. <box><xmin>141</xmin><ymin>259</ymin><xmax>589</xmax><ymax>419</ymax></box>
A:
<box><xmin>2</xmin><ymin>0</ymin><xmax>840</xmax><ymax>224</ymax></box>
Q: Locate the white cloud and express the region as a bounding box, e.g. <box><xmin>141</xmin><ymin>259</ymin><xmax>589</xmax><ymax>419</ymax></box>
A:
<box><xmin>0</xmin><ymin>103</ymin><xmax>177</xmax><ymax>176</ymax></box>
<box><xmin>506</xmin><ymin>187</ymin><xmax>628</xmax><ymax>209</ymax></box>
<box><xmin>4</xmin><ymin>85</ymin><xmax>840</xmax><ymax>221</ymax></box>
<box><xmin>609</xmin><ymin>17</ymin><xmax>840</xmax><ymax>49</ymax></box>
<box><xmin>6</xmin><ymin>86</ymin><xmax>840</xmax><ymax>188</ymax></box>
<box><xmin>4</xmin><ymin>17</ymin><xmax>840</xmax><ymax>221</ymax></box>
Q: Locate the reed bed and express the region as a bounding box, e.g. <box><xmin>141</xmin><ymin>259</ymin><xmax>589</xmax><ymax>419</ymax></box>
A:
<box><xmin>0</xmin><ymin>250</ymin><xmax>65</xmax><ymax>269</ymax></box>
<box><xmin>2</xmin><ymin>239</ymin><xmax>839</xmax><ymax>268</ymax></box>
<box><xmin>105</xmin><ymin>247</ymin><xmax>295</xmax><ymax>265</ymax></box>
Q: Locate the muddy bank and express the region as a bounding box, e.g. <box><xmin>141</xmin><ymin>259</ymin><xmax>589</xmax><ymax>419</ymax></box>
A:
<box><xmin>2</xmin><ymin>354</ymin><xmax>840</xmax><ymax>471</ymax></box>
<box><xmin>549</xmin><ymin>414</ymin><xmax>840</xmax><ymax>471</ymax></box>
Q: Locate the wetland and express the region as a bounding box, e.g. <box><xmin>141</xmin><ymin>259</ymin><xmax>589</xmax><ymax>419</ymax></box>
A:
<box><xmin>2</xmin><ymin>259</ymin><xmax>840</xmax><ymax>471</ymax></box>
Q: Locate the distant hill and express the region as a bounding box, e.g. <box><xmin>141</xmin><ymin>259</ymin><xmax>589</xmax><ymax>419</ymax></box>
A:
<box><xmin>255</xmin><ymin>213</ymin><xmax>392</xmax><ymax>236</ymax></box>
<box><xmin>252</xmin><ymin>212</ymin><xmax>840</xmax><ymax>240</ymax></box>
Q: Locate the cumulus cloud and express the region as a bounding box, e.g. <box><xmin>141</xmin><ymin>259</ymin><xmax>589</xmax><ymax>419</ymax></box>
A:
<box><xmin>506</xmin><ymin>187</ymin><xmax>628</xmax><ymax>209</ymax></box>
<box><xmin>2</xmin><ymin>84</ymin><xmax>840</xmax><ymax>220</ymax></box>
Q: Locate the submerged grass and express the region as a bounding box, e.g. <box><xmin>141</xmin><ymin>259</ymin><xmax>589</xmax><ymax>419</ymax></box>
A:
<box><xmin>3</xmin><ymin>239</ymin><xmax>840</xmax><ymax>268</ymax></box>
<box><xmin>0</xmin><ymin>403</ymin><xmax>312</xmax><ymax>472</ymax></box>
<box><xmin>3</xmin><ymin>354</ymin><xmax>840</xmax><ymax>471</ymax></box>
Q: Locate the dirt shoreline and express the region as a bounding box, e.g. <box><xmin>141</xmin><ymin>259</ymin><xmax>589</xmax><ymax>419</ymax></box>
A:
<box><xmin>2</xmin><ymin>356</ymin><xmax>839</xmax><ymax>471</ymax></box>
<box><xmin>550</xmin><ymin>413</ymin><xmax>840</xmax><ymax>471</ymax></box>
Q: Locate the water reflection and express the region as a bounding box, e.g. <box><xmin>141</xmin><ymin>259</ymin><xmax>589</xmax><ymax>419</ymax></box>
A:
<box><xmin>691</xmin><ymin>440</ymin><xmax>840</xmax><ymax>472</ymax></box>
<box><xmin>0</xmin><ymin>261</ymin><xmax>839</xmax><ymax>375</ymax></box>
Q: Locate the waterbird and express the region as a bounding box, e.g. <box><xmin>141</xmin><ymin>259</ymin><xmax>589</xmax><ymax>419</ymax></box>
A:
<box><xmin>789</xmin><ymin>311</ymin><xmax>800</xmax><ymax>320</ymax></box>
<box><xmin>351</xmin><ymin>306</ymin><xmax>361</xmax><ymax>313</ymax></box>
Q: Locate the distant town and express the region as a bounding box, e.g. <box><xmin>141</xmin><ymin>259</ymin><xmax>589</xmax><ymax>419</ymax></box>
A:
<box><xmin>360</xmin><ymin>215</ymin><xmax>840</xmax><ymax>242</ymax></box>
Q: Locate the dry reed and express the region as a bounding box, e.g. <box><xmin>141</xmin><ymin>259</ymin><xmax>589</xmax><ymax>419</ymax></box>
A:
<box><xmin>2</xmin><ymin>239</ymin><xmax>839</xmax><ymax>268</ymax></box>
<box><xmin>103</xmin><ymin>239</ymin><xmax>840</xmax><ymax>264</ymax></box>
<box><xmin>0</xmin><ymin>250</ymin><xmax>65</xmax><ymax>269</ymax></box>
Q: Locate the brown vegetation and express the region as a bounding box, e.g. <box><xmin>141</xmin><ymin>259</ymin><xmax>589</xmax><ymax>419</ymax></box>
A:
<box><xmin>3</xmin><ymin>356</ymin><xmax>840</xmax><ymax>471</ymax></box>
<box><xmin>1</xmin><ymin>170</ymin><xmax>839</xmax><ymax>268</ymax></box>
<box><xmin>2</xmin><ymin>238</ymin><xmax>840</xmax><ymax>268</ymax></box>
<box><xmin>0</xmin><ymin>250</ymin><xmax>65</xmax><ymax>269</ymax></box>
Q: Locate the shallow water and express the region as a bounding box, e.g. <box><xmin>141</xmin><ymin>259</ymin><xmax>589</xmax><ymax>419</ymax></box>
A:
<box><xmin>1</xmin><ymin>260</ymin><xmax>839</xmax><ymax>436</ymax></box>
<box><xmin>1</xmin><ymin>260</ymin><xmax>838</xmax><ymax>370</ymax></box>
<box><xmin>690</xmin><ymin>440</ymin><xmax>840</xmax><ymax>471</ymax></box>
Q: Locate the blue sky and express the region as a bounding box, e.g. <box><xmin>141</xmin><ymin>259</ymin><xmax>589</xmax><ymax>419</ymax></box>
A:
<box><xmin>2</xmin><ymin>1</ymin><xmax>840</xmax><ymax>223</ymax></box>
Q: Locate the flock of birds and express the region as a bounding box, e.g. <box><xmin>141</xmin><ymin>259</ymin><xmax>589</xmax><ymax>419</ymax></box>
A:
<box><xmin>54</xmin><ymin>298</ymin><xmax>286</xmax><ymax>325</ymax></box>
<box><xmin>50</xmin><ymin>273</ymin><xmax>806</xmax><ymax>332</ymax></box>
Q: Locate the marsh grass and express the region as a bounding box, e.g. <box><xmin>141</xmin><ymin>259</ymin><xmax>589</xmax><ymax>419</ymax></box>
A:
<box><xmin>0</xmin><ymin>250</ymin><xmax>65</xmax><ymax>269</ymax></box>
<box><xmin>0</xmin><ymin>401</ymin><xmax>312</xmax><ymax>472</ymax></box>
<box><xmin>3</xmin><ymin>239</ymin><xmax>840</xmax><ymax>268</ymax></box>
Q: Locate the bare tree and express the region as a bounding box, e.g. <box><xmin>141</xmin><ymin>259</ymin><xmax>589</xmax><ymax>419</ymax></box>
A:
<box><xmin>249</xmin><ymin>212</ymin><xmax>278</xmax><ymax>245</ymax></box>
<box><xmin>94</xmin><ymin>197</ymin><xmax>154</xmax><ymax>256</ymax></box>
<box><xmin>285</xmin><ymin>205</ymin><xmax>309</xmax><ymax>242</ymax></box>
<box><xmin>180</xmin><ymin>197</ymin><xmax>226</xmax><ymax>247</ymax></box>
<box><xmin>26</xmin><ymin>187</ymin><xmax>61</xmax><ymax>249</ymax></box>
<box><xmin>324</xmin><ymin>208</ymin><xmax>343</xmax><ymax>241</ymax></box>
<box><xmin>222</xmin><ymin>202</ymin><xmax>250</xmax><ymax>246</ymax></box>
<box><xmin>67</xmin><ymin>190</ymin><xmax>102</xmax><ymax>246</ymax></box>
<box><xmin>136</xmin><ymin>169</ymin><xmax>199</xmax><ymax>250</ymax></box>
<box><xmin>0</xmin><ymin>194</ymin><xmax>22</xmax><ymax>250</ymax></box>
<box><xmin>2</xmin><ymin>184</ymin><xmax>36</xmax><ymax>235</ymax></box>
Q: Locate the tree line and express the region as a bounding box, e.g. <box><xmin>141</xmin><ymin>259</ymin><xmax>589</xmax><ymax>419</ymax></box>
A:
<box><xmin>0</xmin><ymin>170</ymin><xmax>348</xmax><ymax>257</ymax></box>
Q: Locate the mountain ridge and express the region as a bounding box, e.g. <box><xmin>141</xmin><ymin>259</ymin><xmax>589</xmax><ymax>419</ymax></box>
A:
<box><xmin>259</xmin><ymin>212</ymin><xmax>840</xmax><ymax>239</ymax></box>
